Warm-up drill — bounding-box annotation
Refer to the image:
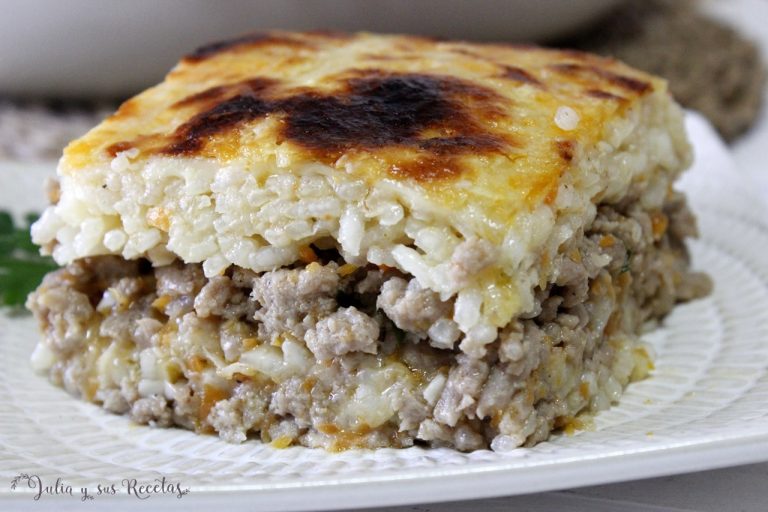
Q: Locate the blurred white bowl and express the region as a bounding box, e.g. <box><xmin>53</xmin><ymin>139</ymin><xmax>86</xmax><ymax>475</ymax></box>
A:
<box><xmin>0</xmin><ymin>0</ymin><xmax>620</xmax><ymax>98</ymax></box>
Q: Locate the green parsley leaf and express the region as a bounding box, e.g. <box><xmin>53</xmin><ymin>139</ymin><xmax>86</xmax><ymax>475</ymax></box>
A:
<box><xmin>0</xmin><ymin>211</ymin><xmax>58</xmax><ymax>309</ymax></box>
<box><xmin>620</xmin><ymin>248</ymin><xmax>633</xmax><ymax>274</ymax></box>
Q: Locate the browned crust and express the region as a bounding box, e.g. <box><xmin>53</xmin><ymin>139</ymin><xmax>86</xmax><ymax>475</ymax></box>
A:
<box><xmin>585</xmin><ymin>89</ymin><xmax>627</xmax><ymax>101</ymax></box>
<box><xmin>555</xmin><ymin>140</ymin><xmax>576</xmax><ymax>162</ymax></box>
<box><xmin>549</xmin><ymin>63</ymin><xmax>652</xmax><ymax>94</ymax></box>
<box><xmin>144</xmin><ymin>71</ymin><xmax>517</xmax><ymax>181</ymax></box>
<box><xmin>499</xmin><ymin>65</ymin><xmax>543</xmax><ymax>87</ymax></box>
<box><xmin>63</xmin><ymin>31</ymin><xmax>667</xmax><ymax>199</ymax></box>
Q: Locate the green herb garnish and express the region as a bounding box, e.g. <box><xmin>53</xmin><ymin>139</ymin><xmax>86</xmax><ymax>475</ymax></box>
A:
<box><xmin>620</xmin><ymin>248</ymin><xmax>633</xmax><ymax>274</ymax></box>
<box><xmin>0</xmin><ymin>211</ymin><xmax>58</xmax><ymax>308</ymax></box>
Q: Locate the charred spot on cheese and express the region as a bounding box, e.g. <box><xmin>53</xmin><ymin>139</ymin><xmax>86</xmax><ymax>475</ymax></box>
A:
<box><xmin>161</xmin><ymin>71</ymin><xmax>513</xmax><ymax>180</ymax></box>
<box><xmin>184</xmin><ymin>32</ymin><xmax>312</xmax><ymax>62</ymax></box>
<box><xmin>164</xmin><ymin>95</ymin><xmax>272</xmax><ymax>155</ymax></box>
<box><xmin>172</xmin><ymin>77</ymin><xmax>279</xmax><ymax>109</ymax></box>
<box><xmin>450</xmin><ymin>47</ymin><xmax>543</xmax><ymax>86</ymax></box>
<box><xmin>550</xmin><ymin>63</ymin><xmax>652</xmax><ymax>94</ymax></box>
<box><xmin>499</xmin><ymin>65</ymin><xmax>543</xmax><ymax>87</ymax></box>
<box><xmin>105</xmin><ymin>134</ymin><xmax>160</xmax><ymax>157</ymax></box>
<box><xmin>172</xmin><ymin>84</ymin><xmax>232</xmax><ymax>108</ymax></box>
<box><xmin>417</xmin><ymin>134</ymin><xmax>508</xmax><ymax>154</ymax></box>
<box><xmin>449</xmin><ymin>47</ymin><xmax>544</xmax><ymax>88</ymax></box>
<box><xmin>105</xmin><ymin>141</ymin><xmax>134</xmax><ymax>157</ymax></box>
<box><xmin>586</xmin><ymin>89</ymin><xmax>627</xmax><ymax>101</ymax></box>
<box><xmin>281</xmin><ymin>72</ymin><xmax>511</xmax><ymax>159</ymax></box>
<box><xmin>555</xmin><ymin>140</ymin><xmax>576</xmax><ymax>162</ymax></box>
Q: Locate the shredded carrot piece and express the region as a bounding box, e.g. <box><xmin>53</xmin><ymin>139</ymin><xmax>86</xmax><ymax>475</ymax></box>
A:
<box><xmin>338</xmin><ymin>263</ymin><xmax>358</xmax><ymax>276</ymax></box>
<box><xmin>152</xmin><ymin>294</ymin><xmax>171</xmax><ymax>310</ymax></box>
<box><xmin>187</xmin><ymin>356</ymin><xmax>207</xmax><ymax>373</ymax></box>
<box><xmin>599</xmin><ymin>234</ymin><xmax>615</xmax><ymax>248</ymax></box>
<box><xmin>242</xmin><ymin>337</ymin><xmax>259</xmax><ymax>350</ymax></box>
<box><xmin>651</xmin><ymin>212</ymin><xmax>669</xmax><ymax>240</ymax></box>
<box><xmin>198</xmin><ymin>385</ymin><xmax>229</xmax><ymax>424</ymax></box>
<box><xmin>298</xmin><ymin>245</ymin><xmax>318</xmax><ymax>263</ymax></box>
<box><xmin>270</xmin><ymin>436</ymin><xmax>293</xmax><ymax>449</ymax></box>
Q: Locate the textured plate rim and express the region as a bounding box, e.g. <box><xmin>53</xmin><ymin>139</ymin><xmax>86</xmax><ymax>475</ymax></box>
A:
<box><xmin>4</xmin><ymin>432</ymin><xmax>768</xmax><ymax>512</ymax></box>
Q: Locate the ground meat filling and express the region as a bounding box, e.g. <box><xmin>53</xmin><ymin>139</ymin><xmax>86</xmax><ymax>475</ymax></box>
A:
<box><xmin>377</xmin><ymin>277</ymin><xmax>454</xmax><ymax>340</ymax></box>
<box><xmin>27</xmin><ymin>197</ymin><xmax>711</xmax><ymax>451</ymax></box>
<box><xmin>305</xmin><ymin>307</ymin><xmax>380</xmax><ymax>361</ymax></box>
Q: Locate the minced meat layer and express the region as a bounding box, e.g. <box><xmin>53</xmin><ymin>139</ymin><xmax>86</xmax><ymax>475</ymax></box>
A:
<box><xmin>27</xmin><ymin>192</ymin><xmax>711</xmax><ymax>451</ymax></box>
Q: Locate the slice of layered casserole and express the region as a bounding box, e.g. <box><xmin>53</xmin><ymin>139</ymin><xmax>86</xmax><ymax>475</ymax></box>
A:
<box><xmin>27</xmin><ymin>31</ymin><xmax>711</xmax><ymax>451</ymax></box>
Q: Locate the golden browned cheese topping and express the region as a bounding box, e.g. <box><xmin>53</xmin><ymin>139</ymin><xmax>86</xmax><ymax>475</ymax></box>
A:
<box><xmin>64</xmin><ymin>31</ymin><xmax>664</xmax><ymax>214</ymax></box>
<box><xmin>159</xmin><ymin>71</ymin><xmax>512</xmax><ymax>175</ymax></box>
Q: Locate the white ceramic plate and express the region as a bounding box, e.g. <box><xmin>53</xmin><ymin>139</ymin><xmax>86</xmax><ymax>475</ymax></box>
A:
<box><xmin>1</xmin><ymin>113</ymin><xmax>767</xmax><ymax>512</ymax></box>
